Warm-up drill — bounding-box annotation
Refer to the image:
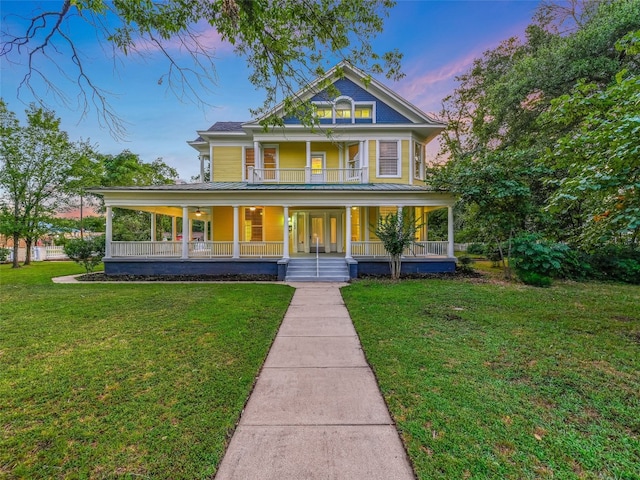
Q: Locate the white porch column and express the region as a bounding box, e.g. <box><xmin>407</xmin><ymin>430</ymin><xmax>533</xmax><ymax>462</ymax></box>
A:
<box><xmin>305</xmin><ymin>141</ymin><xmax>311</xmax><ymax>183</ymax></box>
<box><xmin>199</xmin><ymin>155</ymin><xmax>205</xmax><ymax>183</ymax></box>
<box><xmin>282</xmin><ymin>205</ymin><xmax>290</xmax><ymax>259</ymax></box>
<box><xmin>232</xmin><ymin>205</ymin><xmax>240</xmax><ymax>259</ymax></box>
<box><xmin>210</xmin><ymin>207</ymin><xmax>214</xmax><ymax>240</ymax></box>
<box><xmin>105</xmin><ymin>206</ymin><xmax>112</xmax><ymax>258</ymax></box>
<box><xmin>150</xmin><ymin>213</ymin><xmax>156</xmax><ymax>241</ymax></box>
<box><xmin>171</xmin><ymin>216</ymin><xmax>177</xmax><ymax>241</ymax></box>
<box><xmin>447</xmin><ymin>206</ymin><xmax>454</xmax><ymax>258</ymax></box>
<box><xmin>345</xmin><ymin>205</ymin><xmax>352</xmax><ymax>259</ymax></box>
<box><xmin>181</xmin><ymin>207</ymin><xmax>189</xmax><ymax>259</ymax></box>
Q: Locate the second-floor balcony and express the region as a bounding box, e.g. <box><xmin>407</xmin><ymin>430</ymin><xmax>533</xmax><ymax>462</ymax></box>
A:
<box><xmin>248</xmin><ymin>167</ymin><xmax>367</xmax><ymax>185</ymax></box>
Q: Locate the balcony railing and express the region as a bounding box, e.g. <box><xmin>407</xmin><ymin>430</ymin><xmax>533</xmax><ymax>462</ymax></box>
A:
<box><xmin>248</xmin><ymin>167</ymin><xmax>367</xmax><ymax>184</ymax></box>
<box><xmin>351</xmin><ymin>241</ymin><xmax>449</xmax><ymax>258</ymax></box>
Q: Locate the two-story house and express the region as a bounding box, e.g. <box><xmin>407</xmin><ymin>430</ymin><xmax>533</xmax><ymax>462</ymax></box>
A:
<box><xmin>95</xmin><ymin>62</ymin><xmax>456</xmax><ymax>280</ymax></box>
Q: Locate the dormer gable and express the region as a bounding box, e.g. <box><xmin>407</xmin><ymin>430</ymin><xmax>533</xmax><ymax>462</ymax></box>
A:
<box><xmin>245</xmin><ymin>61</ymin><xmax>443</xmax><ymax>129</ymax></box>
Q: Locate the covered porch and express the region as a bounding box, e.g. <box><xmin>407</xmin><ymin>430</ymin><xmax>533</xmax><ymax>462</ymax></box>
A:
<box><xmin>97</xmin><ymin>183</ymin><xmax>457</xmax><ymax>278</ymax></box>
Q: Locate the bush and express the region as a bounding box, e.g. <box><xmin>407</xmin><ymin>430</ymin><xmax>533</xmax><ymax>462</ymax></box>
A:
<box><xmin>64</xmin><ymin>236</ymin><xmax>105</xmax><ymax>273</ymax></box>
<box><xmin>511</xmin><ymin>234</ymin><xmax>569</xmax><ymax>279</ymax></box>
<box><xmin>466</xmin><ymin>243</ymin><xmax>485</xmax><ymax>255</ymax></box>
<box><xmin>457</xmin><ymin>255</ymin><xmax>475</xmax><ymax>273</ymax></box>
<box><xmin>587</xmin><ymin>245</ymin><xmax>640</xmax><ymax>284</ymax></box>
<box><xmin>0</xmin><ymin>247</ymin><xmax>10</xmax><ymax>262</ymax></box>
<box><xmin>484</xmin><ymin>244</ymin><xmax>504</xmax><ymax>267</ymax></box>
<box><xmin>518</xmin><ymin>271</ymin><xmax>553</xmax><ymax>287</ymax></box>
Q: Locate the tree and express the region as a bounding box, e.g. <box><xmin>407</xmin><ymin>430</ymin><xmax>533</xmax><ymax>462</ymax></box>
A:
<box><xmin>430</xmin><ymin>0</ymin><xmax>640</xmax><ymax>256</ymax></box>
<box><xmin>373</xmin><ymin>211</ymin><xmax>421</xmax><ymax>280</ymax></box>
<box><xmin>64</xmin><ymin>236</ymin><xmax>105</xmax><ymax>273</ymax></box>
<box><xmin>539</xmin><ymin>30</ymin><xmax>640</xmax><ymax>248</ymax></box>
<box><xmin>97</xmin><ymin>150</ymin><xmax>178</xmax><ymax>241</ymax></box>
<box><xmin>0</xmin><ymin>100</ymin><xmax>98</xmax><ymax>268</ymax></box>
<box><xmin>1</xmin><ymin>0</ymin><xmax>403</xmax><ymax>137</ymax></box>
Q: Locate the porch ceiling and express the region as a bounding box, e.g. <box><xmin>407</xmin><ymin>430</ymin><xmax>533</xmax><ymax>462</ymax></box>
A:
<box><xmin>93</xmin><ymin>182</ymin><xmax>456</xmax><ymax>209</ymax></box>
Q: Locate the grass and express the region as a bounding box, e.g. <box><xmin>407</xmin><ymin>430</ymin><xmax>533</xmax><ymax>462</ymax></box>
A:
<box><xmin>0</xmin><ymin>262</ymin><xmax>294</xmax><ymax>479</ymax></box>
<box><xmin>342</xmin><ymin>278</ymin><xmax>640</xmax><ymax>479</ymax></box>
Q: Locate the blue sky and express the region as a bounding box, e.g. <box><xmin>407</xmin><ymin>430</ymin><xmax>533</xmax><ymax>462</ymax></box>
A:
<box><xmin>1</xmin><ymin>0</ymin><xmax>541</xmax><ymax>180</ymax></box>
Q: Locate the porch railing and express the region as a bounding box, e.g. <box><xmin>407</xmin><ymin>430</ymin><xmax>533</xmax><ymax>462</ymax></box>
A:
<box><xmin>188</xmin><ymin>241</ymin><xmax>233</xmax><ymax>257</ymax></box>
<box><xmin>109</xmin><ymin>241</ymin><xmax>282</xmax><ymax>258</ymax></box>
<box><xmin>239</xmin><ymin>241</ymin><xmax>283</xmax><ymax>257</ymax></box>
<box><xmin>248</xmin><ymin>167</ymin><xmax>366</xmax><ymax>184</ymax></box>
<box><xmin>112</xmin><ymin>241</ymin><xmax>182</xmax><ymax>257</ymax></box>
<box><xmin>351</xmin><ymin>241</ymin><xmax>450</xmax><ymax>258</ymax></box>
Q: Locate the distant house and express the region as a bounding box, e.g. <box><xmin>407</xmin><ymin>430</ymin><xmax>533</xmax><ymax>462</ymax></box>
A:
<box><xmin>93</xmin><ymin>62</ymin><xmax>456</xmax><ymax>280</ymax></box>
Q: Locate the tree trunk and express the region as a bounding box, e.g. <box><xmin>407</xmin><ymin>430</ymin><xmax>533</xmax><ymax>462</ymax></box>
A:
<box><xmin>391</xmin><ymin>254</ymin><xmax>402</xmax><ymax>280</ymax></box>
<box><xmin>24</xmin><ymin>238</ymin><xmax>32</xmax><ymax>265</ymax></box>
<box><xmin>11</xmin><ymin>233</ymin><xmax>20</xmax><ymax>269</ymax></box>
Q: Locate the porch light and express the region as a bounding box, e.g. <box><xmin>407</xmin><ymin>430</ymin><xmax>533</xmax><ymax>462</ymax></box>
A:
<box><xmin>195</xmin><ymin>208</ymin><xmax>202</xmax><ymax>217</ymax></box>
<box><xmin>249</xmin><ymin>206</ymin><xmax>256</xmax><ymax>211</ymax></box>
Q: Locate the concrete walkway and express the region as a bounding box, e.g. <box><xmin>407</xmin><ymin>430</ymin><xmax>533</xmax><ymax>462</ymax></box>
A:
<box><xmin>214</xmin><ymin>283</ymin><xmax>415</xmax><ymax>480</ymax></box>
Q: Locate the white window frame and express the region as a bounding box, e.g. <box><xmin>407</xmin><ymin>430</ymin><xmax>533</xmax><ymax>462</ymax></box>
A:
<box><xmin>354</xmin><ymin>101</ymin><xmax>375</xmax><ymax>123</ymax></box>
<box><xmin>414</xmin><ymin>141</ymin><xmax>424</xmax><ymax>181</ymax></box>
<box><xmin>243</xmin><ymin>206</ymin><xmax>264</xmax><ymax>242</ymax></box>
<box><xmin>242</xmin><ymin>145</ymin><xmax>255</xmax><ymax>182</ymax></box>
<box><xmin>376</xmin><ymin>140</ymin><xmax>402</xmax><ymax>178</ymax></box>
<box><xmin>261</xmin><ymin>144</ymin><xmax>279</xmax><ymax>182</ymax></box>
<box><xmin>312</xmin><ymin>97</ymin><xmax>376</xmax><ymax>124</ymax></box>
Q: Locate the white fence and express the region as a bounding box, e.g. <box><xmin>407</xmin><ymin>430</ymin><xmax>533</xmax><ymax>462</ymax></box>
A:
<box><xmin>5</xmin><ymin>246</ymin><xmax>69</xmax><ymax>262</ymax></box>
<box><xmin>351</xmin><ymin>241</ymin><xmax>450</xmax><ymax>258</ymax></box>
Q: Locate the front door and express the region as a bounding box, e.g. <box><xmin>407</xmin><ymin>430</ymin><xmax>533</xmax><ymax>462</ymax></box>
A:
<box><xmin>310</xmin><ymin>214</ymin><xmax>325</xmax><ymax>253</ymax></box>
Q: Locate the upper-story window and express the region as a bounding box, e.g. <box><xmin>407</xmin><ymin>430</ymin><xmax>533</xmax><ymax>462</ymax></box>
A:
<box><xmin>313</xmin><ymin>97</ymin><xmax>374</xmax><ymax>124</ymax></box>
<box><xmin>244</xmin><ymin>147</ymin><xmax>255</xmax><ymax>181</ymax></box>
<box><xmin>355</xmin><ymin>105</ymin><xmax>372</xmax><ymax>119</ymax></box>
<box><xmin>335</xmin><ymin>99</ymin><xmax>352</xmax><ymax>120</ymax></box>
<box><xmin>377</xmin><ymin>140</ymin><xmax>401</xmax><ymax>177</ymax></box>
<box><xmin>414</xmin><ymin>141</ymin><xmax>424</xmax><ymax>180</ymax></box>
<box><xmin>315</xmin><ymin>106</ymin><xmax>332</xmax><ymax>119</ymax></box>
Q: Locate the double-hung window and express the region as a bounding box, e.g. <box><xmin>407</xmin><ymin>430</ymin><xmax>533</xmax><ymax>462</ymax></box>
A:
<box><xmin>244</xmin><ymin>147</ymin><xmax>255</xmax><ymax>181</ymax></box>
<box><xmin>378</xmin><ymin>140</ymin><xmax>400</xmax><ymax>177</ymax></box>
<box><xmin>414</xmin><ymin>141</ymin><xmax>424</xmax><ymax>180</ymax></box>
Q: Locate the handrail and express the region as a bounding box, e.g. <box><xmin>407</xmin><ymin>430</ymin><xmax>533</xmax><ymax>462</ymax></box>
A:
<box><xmin>316</xmin><ymin>237</ymin><xmax>319</xmax><ymax>277</ymax></box>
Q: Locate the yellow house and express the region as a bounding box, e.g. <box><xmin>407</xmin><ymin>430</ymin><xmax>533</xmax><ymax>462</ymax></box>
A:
<box><xmin>95</xmin><ymin>63</ymin><xmax>457</xmax><ymax>280</ymax></box>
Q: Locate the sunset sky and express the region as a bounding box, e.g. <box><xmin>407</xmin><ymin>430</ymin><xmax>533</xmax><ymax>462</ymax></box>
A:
<box><xmin>1</xmin><ymin>0</ymin><xmax>541</xmax><ymax>180</ymax></box>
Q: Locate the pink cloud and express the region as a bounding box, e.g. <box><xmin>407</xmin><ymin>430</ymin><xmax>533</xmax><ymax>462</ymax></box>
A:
<box><xmin>130</xmin><ymin>22</ymin><xmax>234</xmax><ymax>56</ymax></box>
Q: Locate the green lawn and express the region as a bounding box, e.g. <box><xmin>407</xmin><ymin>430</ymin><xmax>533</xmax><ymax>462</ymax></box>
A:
<box><xmin>0</xmin><ymin>262</ymin><xmax>294</xmax><ymax>479</ymax></box>
<box><xmin>342</xmin><ymin>279</ymin><xmax>640</xmax><ymax>479</ymax></box>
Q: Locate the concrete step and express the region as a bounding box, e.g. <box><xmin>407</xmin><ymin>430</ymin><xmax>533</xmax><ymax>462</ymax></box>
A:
<box><xmin>285</xmin><ymin>258</ymin><xmax>350</xmax><ymax>282</ymax></box>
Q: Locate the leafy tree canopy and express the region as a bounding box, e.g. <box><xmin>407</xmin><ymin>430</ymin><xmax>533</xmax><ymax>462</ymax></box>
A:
<box><xmin>1</xmin><ymin>0</ymin><xmax>402</xmax><ymax>137</ymax></box>
<box><xmin>429</xmin><ymin>0</ymin><xmax>640</xmax><ymax>251</ymax></box>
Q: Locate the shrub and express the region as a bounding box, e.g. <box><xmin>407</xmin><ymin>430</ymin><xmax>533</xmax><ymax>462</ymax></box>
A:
<box><xmin>511</xmin><ymin>234</ymin><xmax>569</xmax><ymax>278</ymax></box>
<box><xmin>518</xmin><ymin>271</ymin><xmax>553</xmax><ymax>287</ymax></box>
<box><xmin>64</xmin><ymin>236</ymin><xmax>105</xmax><ymax>273</ymax></box>
<box><xmin>484</xmin><ymin>244</ymin><xmax>504</xmax><ymax>267</ymax></box>
<box><xmin>466</xmin><ymin>243</ymin><xmax>485</xmax><ymax>255</ymax></box>
<box><xmin>457</xmin><ymin>255</ymin><xmax>475</xmax><ymax>273</ymax></box>
<box><xmin>587</xmin><ymin>245</ymin><xmax>640</xmax><ymax>284</ymax></box>
<box><xmin>0</xmin><ymin>247</ymin><xmax>10</xmax><ymax>262</ymax></box>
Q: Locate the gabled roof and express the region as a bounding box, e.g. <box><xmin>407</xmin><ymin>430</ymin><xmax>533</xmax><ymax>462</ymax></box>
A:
<box><xmin>244</xmin><ymin>61</ymin><xmax>444</xmax><ymax>128</ymax></box>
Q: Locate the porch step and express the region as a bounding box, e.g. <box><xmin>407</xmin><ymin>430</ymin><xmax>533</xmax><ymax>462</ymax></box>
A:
<box><xmin>285</xmin><ymin>257</ymin><xmax>350</xmax><ymax>282</ymax></box>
